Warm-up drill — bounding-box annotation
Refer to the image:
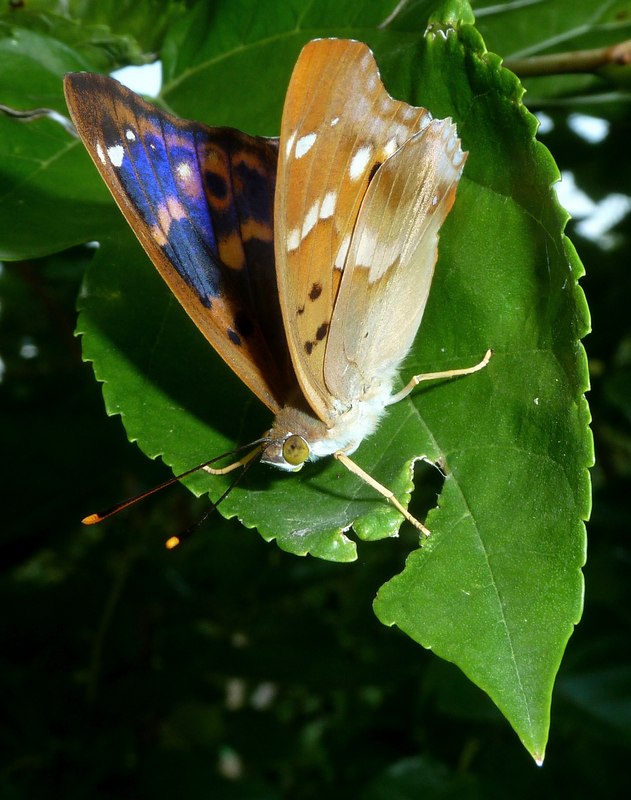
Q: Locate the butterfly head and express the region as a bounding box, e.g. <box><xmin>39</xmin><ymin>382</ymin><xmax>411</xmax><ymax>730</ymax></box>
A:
<box><xmin>260</xmin><ymin>404</ymin><xmax>333</xmax><ymax>472</ymax></box>
<box><xmin>261</xmin><ymin>432</ymin><xmax>310</xmax><ymax>472</ymax></box>
<box><xmin>260</xmin><ymin>387</ymin><xmax>381</xmax><ymax>472</ymax></box>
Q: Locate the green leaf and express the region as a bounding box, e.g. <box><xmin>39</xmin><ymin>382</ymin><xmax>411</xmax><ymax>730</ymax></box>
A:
<box><xmin>373</xmin><ymin>20</ymin><xmax>590</xmax><ymax>761</ymax></box>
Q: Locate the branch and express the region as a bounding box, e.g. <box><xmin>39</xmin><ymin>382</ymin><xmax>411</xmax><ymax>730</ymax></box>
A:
<box><xmin>504</xmin><ymin>39</ymin><xmax>631</xmax><ymax>78</ymax></box>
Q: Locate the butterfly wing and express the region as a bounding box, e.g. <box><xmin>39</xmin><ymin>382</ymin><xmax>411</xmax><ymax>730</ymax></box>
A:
<box><xmin>64</xmin><ymin>73</ymin><xmax>290</xmax><ymax>413</ymax></box>
<box><xmin>274</xmin><ymin>39</ymin><xmax>433</xmax><ymax>423</ymax></box>
<box><xmin>324</xmin><ymin>119</ymin><xmax>467</xmax><ymax>405</ymax></box>
<box><xmin>325</xmin><ymin>119</ymin><xmax>466</xmax><ymax>403</ymax></box>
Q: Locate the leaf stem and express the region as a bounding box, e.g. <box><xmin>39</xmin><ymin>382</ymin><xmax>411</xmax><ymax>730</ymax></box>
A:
<box><xmin>504</xmin><ymin>39</ymin><xmax>631</xmax><ymax>77</ymax></box>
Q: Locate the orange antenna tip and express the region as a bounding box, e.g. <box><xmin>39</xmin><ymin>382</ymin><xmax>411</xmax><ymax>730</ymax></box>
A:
<box><xmin>165</xmin><ymin>536</ymin><xmax>181</xmax><ymax>550</ymax></box>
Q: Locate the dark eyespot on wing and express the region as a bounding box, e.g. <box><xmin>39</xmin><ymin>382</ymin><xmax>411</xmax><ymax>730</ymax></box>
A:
<box><xmin>206</xmin><ymin>170</ymin><xmax>227</xmax><ymax>198</ymax></box>
<box><xmin>309</xmin><ymin>282</ymin><xmax>322</xmax><ymax>301</ymax></box>
<box><xmin>304</xmin><ymin>341</ymin><xmax>313</xmax><ymax>355</ymax></box>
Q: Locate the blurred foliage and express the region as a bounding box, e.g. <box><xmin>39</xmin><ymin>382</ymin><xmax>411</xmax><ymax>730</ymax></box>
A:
<box><xmin>1</xmin><ymin>0</ymin><xmax>630</xmax><ymax>798</ymax></box>
<box><xmin>0</xmin><ymin>0</ymin><xmax>191</xmax><ymax>70</ymax></box>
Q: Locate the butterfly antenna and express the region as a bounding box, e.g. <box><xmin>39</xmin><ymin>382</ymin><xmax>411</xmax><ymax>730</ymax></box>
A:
<box><xmin>165</xmin><ymin>445</ymin><xmax>261</xmax><ymax>550</ymax></box>
<box><xmin>82</xmin><ymin>442</ymin><xmax>264</xmax><ymax>525</ymax></box>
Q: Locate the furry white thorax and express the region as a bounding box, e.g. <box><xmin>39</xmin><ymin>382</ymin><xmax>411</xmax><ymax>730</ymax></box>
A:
<box><xmin>261</xmin><ymin>372</ymin><xmax>397</xmax><ymax>470</ymax></box>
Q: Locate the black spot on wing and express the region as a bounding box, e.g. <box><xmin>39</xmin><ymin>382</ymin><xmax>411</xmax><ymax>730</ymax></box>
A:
<box><xmin>309</xmin><ymin>282</ymin><xmax>322</xmax><ymax>301</ymax></box>
<box><xmin>303</xmin><ymin>322</ymin><xmax>329</xmax><ymax>356</ymax></box>
<box><xmin>227</xmin><ymin>329</ymin><xmax>241</xmax><ymax>346</ymax></box>
<box><xmin>368</xmin><ymin>161</ymin><xmax>382</xmax><ymax>184</ymax></box>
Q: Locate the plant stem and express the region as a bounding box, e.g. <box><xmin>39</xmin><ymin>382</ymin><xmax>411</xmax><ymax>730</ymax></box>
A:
<box><xmin>505</xmin><ymin>39</ymin><xmax>631</xmax><ymax>77</ymax></box>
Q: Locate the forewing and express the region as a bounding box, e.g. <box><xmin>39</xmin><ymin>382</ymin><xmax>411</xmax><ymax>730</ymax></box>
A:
<box><xmin>275</xmin><ymin>39</ymin><xmax>433</xmax><ymax>422</ymax></box>
<box><xmin>64</xmin><ymin>73</ymin><xmax>289</xmax><ymax>413</ymax></box>
<box><xmin>324</xmin><ymin>119</ymin><xmax>467</xmax><ymax>404</ymax></box>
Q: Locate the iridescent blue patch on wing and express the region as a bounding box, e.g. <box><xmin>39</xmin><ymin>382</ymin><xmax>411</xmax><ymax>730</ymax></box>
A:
<box><xmin>128</xmin><ymin>127</ymin><xmax>221</xmax><ymax>303</ymax></box>
<box><xmin>160</xmin><ymin>217</ymin><xmax>219</xmax><ymax>306</ymax></box>
<box><xmin>100</xmin><ymin>113</ymin><xmax>222</xmax><ymax>304</ymax></box>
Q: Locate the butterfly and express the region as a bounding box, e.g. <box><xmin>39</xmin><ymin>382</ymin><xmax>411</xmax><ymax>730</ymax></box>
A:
<box><xmin>65</xmin><ymin>38</ymin><xmax>490</xmax><ymax>538</ymax></box>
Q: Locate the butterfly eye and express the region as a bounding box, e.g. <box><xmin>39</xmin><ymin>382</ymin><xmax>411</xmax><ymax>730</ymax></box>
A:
<box><xmin>282</xmin><ymin>435</ymin><xmax>310</xmax><ymax>468</ymax></box>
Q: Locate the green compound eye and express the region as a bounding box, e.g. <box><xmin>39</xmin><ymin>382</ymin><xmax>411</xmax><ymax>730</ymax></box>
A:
<box><xmin>282</xmin><ymin>435</ymin><xmax>310</xmax><ymax>467</ymax></box>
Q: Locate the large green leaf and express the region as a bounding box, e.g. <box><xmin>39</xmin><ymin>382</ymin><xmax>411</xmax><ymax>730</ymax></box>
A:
<box><xmin>2</xmin><ymin>0</ymin><xmax>591</xmax><ymax>760</ymax></box>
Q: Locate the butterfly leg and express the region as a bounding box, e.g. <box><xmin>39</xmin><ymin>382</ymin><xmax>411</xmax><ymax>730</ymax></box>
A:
<box><xmin>386</xmin><ymin>348</ymin><xmax>493</xmax><ymax>406</ymax></box>
<box><xmin>334</xmin><ymin>451</ymin><xmax>431</xmax><ymax>537</ymax></box>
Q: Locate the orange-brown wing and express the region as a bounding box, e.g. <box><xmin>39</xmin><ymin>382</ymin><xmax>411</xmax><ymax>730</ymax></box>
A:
<box><xmin>65</xmin><ymin>73</ymin><xmax>290</xmax><ymax>413</ymax></box>
<box><xmin>274</xmin><ymin>39</ymin><xmax>433</xmax><ymax>423</ymax></box>
<box><xmin>325</xmin><ymin>119</ymin><xmax>467</xmax><ymax>404</ymax></box>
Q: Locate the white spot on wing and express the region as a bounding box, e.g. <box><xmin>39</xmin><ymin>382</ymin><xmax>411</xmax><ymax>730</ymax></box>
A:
<box><xmin>380</xmin><ymin>96</ymin><xmax>395</xmax><ymax>115</ymax></box>
<box><xmin>360</xmin><ymin>51</ymin><xmax>373</xmax><ymax>70</ymax></box>
<box><xmin>383</xmin><ymin>137</ymin><xmax>398</xmax><ymax>159</ymax></box>
<box><xmin>176</xmin><ymin>161</ymin><xmax>192</xmax><ymax>180</ymax></box>
<box><xmin>330</xmin><ymin>117</ymin><xmax>339</xmax><ymax>127</ymax></box>
<box><xmin>354</xmin><ymin>227</ymin><xmax>378</xmax><ymax>269</ymax></box>
<box><xmin>287</xmin><ymin>228</ymin><xmax>300</xmax><ymax>252</ymax></box>
<box><xmin>96</xmin><ymin>142</ymin><xmax>106</xmax><ymax>164</ymax></box>
<box><xmin>107</xmin><ymin>144</ymin><xmax>124</xmax><ymax>168</ymax></box>
<box><xmin>125</xmin><ymin>129</ymin><xmax>136</xmax><ymax>141</ymax></box>
<box><xmin>418</xmin><ymin>113</ymin><xmax>432</xmax><ymax>132</ymax></box>
<box><xmin>151</xmin><ymin>224</ymin><xmax>168</xmax><ymax>247</ymax></box>
<box><xmin>165</xmin><ymin>196</ymin><xmax>186</xmax><ymax>220</ymax></box>
<box><xmin>334</xmin><ymin>234</ymin><xmax>351</xmax><ymax>270</ymax></box>
<box><xmin>370</xmin><ymin>254</ymin><xmax>399</xmax><ymax>284</ymax></box>
<box><xmin>295</xmin><ymin>132</ymin><xmax>317</xmax><ymax>158</ymax></box>
<box><xmin>349</xmin><ymin>145</ymin><xmax>372</xmax><ymax>181</ymax></box>
<box><xmin>301</xmin><ymin>201</ymin><xmax>319</xmax><ymax>239</ymax></box>
<box><xmin>319</xmin><ymin>191</ymin><xmax>336</xmax><ymax>219</ymax></box>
